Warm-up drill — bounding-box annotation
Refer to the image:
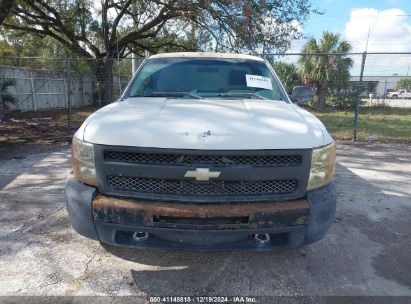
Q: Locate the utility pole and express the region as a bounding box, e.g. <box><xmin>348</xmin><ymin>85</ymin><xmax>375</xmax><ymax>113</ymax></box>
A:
<box><xmin>353</xmin><ymin>28</ymin><xmax>370</xmax><ymax>141</ymax></box>
<box><xmin>353</xmin><ymin>52</ymin><xmax>367</xmax><ymax>141</ymax></box>
<box><xmin>131</xmin><ymin>53</ymin><xmax>139</xmax><ymax>75</ymax></box>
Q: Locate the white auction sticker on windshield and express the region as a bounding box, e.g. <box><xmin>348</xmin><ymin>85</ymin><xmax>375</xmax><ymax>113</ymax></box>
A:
<box><xmin>245</xmin><ymin>74</ymin><xmax>273</xmax><ymax>90</ymax></box>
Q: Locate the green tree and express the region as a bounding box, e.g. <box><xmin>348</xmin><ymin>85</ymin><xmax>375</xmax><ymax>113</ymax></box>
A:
<box><xmin>0</xmin><ymin>74</ymin><xmax>16</xmax><ymax>121</ymax></box>
<box><xmin>272</xmin><ymin>62</ymin><xmax>301</xmax><ymax>94</ymax></box>
<box><xmin>0</xmin><ymin>31</ymin><xmax>70</xmax><ymax>69</ymax></box>
<box><xmin>0</xmin><ymin>0</ymin><xmax>14</xmax><ymax>25</ymax></box>
<box><xmin>2</xmin><ymin>0</ymin><xmax>314</xmax><ymax>104</ymax></box>
<box><xmin>298</xmin><ymin>32</ymin><xmax>353</xmax><ymax>109</ymax></box>
<box><xmin>396</xmin><ymin>78</ymin><xmax>411</xmax><ymax>91</ymax></box>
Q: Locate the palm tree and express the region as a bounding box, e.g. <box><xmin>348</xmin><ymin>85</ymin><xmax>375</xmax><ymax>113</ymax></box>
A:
<box><xmin>272</xmin><ymin>62</ymin><xmax>301</xmax><ymax>94</ymax></box>
<box><xmin>0</xmin><ymin>74</ymin><xmax>16</xmax><ymax>121</ymax></box>
<box><xmin>298</xmin><ymin>32</ymin><xmax>353</xmax><ymax>109</ymax></box>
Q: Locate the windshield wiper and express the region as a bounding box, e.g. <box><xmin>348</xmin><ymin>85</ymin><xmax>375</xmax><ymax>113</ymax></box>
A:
<box><xmin>143</xmin><ymin>91</ymin><xmax>203</xmax><ymax>99</ymax></box>
<box><xmin>217</xmin><ymin>92</ymin><xmax>268</xmax><ymax>100</ymax></box>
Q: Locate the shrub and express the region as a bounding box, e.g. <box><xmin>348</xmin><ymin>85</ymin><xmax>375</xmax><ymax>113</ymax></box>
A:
<box><xmin>0</xmin><ymin>74</ymin><xmax>17</xmax><ymax>120</ymax></box>
<box><xmin>326</xmin><ymin>91</ymin><xmax>359</xmax><ymax>109</ymax></box>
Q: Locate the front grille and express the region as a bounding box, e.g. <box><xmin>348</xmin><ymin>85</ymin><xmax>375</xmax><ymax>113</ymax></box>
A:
<box><xmin>96</xmin><ymin>145</ymin><xmax>311</xmax><ymax>202</ymax></box>
<box><xmin>104</xmin><ymin>150</ymin><xmax>302</xmax><ymax>167</ymax></box>
<box><xmin>107</xmin><ymin>175</ymin><xmax>298</xmax><ymax>196</ymax></box>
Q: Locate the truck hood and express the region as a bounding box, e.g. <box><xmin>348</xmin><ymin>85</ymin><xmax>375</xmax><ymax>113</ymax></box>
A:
<box><xmin>80</xmin><ymin>97</ymin><xmax>328</xmax><ymax>150</ymax></box>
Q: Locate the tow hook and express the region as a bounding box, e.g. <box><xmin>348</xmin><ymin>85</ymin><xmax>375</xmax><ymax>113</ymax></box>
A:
<box><xmin>132</xmin><ymin>231</ymin><xmax>149</xmax><ymax>242</ymax></box>
<box><xmin>255</xmin><ymin>233</ymin><xmax>270</xmax><ymax>244</ymax></box>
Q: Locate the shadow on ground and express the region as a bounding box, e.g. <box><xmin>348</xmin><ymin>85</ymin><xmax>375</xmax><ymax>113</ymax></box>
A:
<box><xmin>102</xmin><ymin>159</ymin><xmax>411</xmax><ymax>296</ymax></box>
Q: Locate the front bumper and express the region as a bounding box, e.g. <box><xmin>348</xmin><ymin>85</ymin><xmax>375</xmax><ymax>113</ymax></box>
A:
<box><xmin>64</xmin><ymin>174</ymin><xmax>337</xmax><ymax>251</ymax></box>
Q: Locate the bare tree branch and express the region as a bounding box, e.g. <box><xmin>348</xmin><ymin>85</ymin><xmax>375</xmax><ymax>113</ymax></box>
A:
<box><xmin>110</xmin><ymin>0</ymin><xmax>133</xmax><ymax>44</ymax></box>
<box><xmin>2</xmin><ymin>0</ymin><xmax>314</xmax><ymax>59</ymax></box>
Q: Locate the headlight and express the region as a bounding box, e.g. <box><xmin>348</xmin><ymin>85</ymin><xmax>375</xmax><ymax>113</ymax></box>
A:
<box><xmin>307</xmin><ymin>142</ymin><xmax>336</xmax><ymax>190</ymax></box>
<box><xmin>71</xmin><ymin>136</ymin><xmax>97</xmax><ymax>186</ymax></box>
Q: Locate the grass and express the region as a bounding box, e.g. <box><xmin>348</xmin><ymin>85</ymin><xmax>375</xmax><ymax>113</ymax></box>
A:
<box><xmin>310</xmin><ymin>107</ymin><xmax>411</xmax><ymax>142</ymax></box>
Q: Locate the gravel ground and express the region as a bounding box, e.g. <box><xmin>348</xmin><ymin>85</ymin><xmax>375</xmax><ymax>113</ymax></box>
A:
<box><xmin>0</xmin><ymin>142</ymin><xmax>410</xmax><ymax>302</ymax></box>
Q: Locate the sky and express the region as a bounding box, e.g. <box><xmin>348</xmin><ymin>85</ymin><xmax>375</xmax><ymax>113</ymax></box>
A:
<box><xmin>290</xmin><ymin>0</ymin><xmax>411</xmax><ymax>53</ymax></box>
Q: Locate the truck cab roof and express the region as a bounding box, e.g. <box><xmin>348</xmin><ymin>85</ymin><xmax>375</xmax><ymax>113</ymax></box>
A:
<box><xmin>149</xmin><ymin>52</ymin><xmax>265</xmax><ymax>62</ymax></box>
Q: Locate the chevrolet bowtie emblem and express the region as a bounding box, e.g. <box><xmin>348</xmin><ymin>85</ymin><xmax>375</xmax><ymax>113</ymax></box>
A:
<box><xmin>184</xmin><ymin>168</ymin><xmax>221</xmax><ymax>181</ymax></box>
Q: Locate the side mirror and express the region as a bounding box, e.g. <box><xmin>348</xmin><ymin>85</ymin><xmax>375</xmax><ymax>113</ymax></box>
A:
<box><xmin>290</xmin><ymin>86</ymin><xmax>314</xmax><ymax>104</ymax></box>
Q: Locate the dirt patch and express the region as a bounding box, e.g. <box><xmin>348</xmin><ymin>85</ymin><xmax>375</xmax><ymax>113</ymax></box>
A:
<box><xmin>0</xmin><ymin>107</ymin><xmax>96</xmax><ymax>143</ymax></box>
<box><xmin>0</xmin><ymin>107</ymin><xmax>97</xmax><ymax>160</ymax></box>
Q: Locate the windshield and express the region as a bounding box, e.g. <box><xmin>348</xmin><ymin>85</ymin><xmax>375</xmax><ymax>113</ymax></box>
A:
<box><xmin>126</xmin><ymin>57</ymin><xmax>287</xmax><ymax>101</ymax></box>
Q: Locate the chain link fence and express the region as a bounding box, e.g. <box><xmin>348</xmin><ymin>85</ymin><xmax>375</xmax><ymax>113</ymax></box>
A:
<box><xmin>1</xmin><ymin>53</ymin><xmax>411</xmax><ymax>142</ymax></box>
<box><xmin>0</xmin><ymin>56</ymin><xmax>144</xmax><ymax>138</ymax></box>
<box><xmin>0</xmin><ymin>57</ymin><xmax>143</xmax><ymax>106</ymax></box>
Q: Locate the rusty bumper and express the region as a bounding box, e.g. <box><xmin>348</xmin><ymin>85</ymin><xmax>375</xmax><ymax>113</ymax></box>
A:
<box><xmin>65</xmin><ymin>173</ymin><xmax>337</xmax><ymax>251</ymax></box>
<box><xmin>92</xmin><ymin>195</ymin><xmax>310</xmax><ymax>229</ymax></box>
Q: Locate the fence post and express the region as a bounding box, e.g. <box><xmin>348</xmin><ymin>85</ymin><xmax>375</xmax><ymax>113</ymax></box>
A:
<box><xmin>117</xmin><ymin>60</ymin><xmax>122</xmax><ymax>97</ymax></box>
<box><xmin>353</xmin><ymin>52</ymin><xmax>367</xmax><ymax>141</ymax></box>
<box><xmin>66</xmin><ymin>59</ymin><xmax>72</xmax><ymax>130</ymax></box>
<box><xmin>29</xmin><ymin>71</ymin><xmax>36</xmax><ymax>112</ymax></box>
<box><xmin>80</xmin><ymin>74</ymin><xmax>85</xmax><ymax>107</ymax></box>
<box><xmin>0</xmin><ymin>92</ymin><xmax>3</xmax><ymax>122</ymax></box>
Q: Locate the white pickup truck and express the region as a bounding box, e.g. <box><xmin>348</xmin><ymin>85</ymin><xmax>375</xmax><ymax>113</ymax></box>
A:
<box><xmin>65</xmin><ymin>52</ymin><xmax>337</xmax><ymax>251</ymax></box>
<box><xmin>387</xmin><ymin>89</ymin><xmax>411</xmax><ymax>99</ymax></box>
